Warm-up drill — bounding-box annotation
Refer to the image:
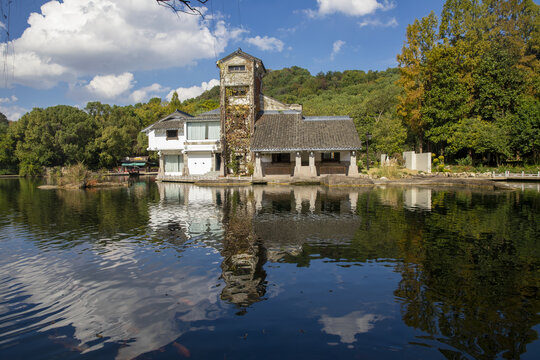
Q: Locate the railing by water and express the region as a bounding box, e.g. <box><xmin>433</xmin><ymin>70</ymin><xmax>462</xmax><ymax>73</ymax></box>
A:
<box><xmin>492</xmin><ymin>171</ymin><xmax>540</xmax><ymax>181</ymax></box>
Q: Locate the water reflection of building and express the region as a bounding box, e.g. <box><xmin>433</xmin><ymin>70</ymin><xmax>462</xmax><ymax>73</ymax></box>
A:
<box><xmin>151</xmin><ymin>184</ymin><xmax>367</xmax><ymax>311</ymax></box>
<box><xmin>252</xmin><ymin>186</ymin><xmax>363</xmax><ymax>263</ymax></box>
<box><xmin>148</xmin><ymin>182</ymin><xmax>225</xmax><ymax>245</ymax></box>
<box><xmin>219</xmin><ymin>188</ymin><xmax>267</xmax><ymax>310</ymax></box>
<box><xmin>403</xmin><ymin>187</ymin><xmax>432</xmax><ymax>211</ymax></box>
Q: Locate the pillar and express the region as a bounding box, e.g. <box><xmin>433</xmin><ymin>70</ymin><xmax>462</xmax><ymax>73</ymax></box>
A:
<box><xmin>349</xmin><ymin>151</ymin><xmax>359</xmax><ymax>176</ymax></box>
<box><xmin>254</xmin><ymin>152</ymin><xmax>263</xmax><ymax>178</ymax></box>
<box><xmin>309</xmin><ymin>151</ymin><xmax>316</xmax><ymax>177</ymax></box>
<box><xmin>294</xmin><ymin>151</ymin><xmax>301</xmax><ymax>177</ymax></box>
<box><xmin>183</xmin><ymin>152</ymin><xmax>189</xmax><ymax>176</ymax></box>
<box><xmin>158</xmin><ymin>151</ymin><xmax>165</xmax><ymax>179</ymax></box>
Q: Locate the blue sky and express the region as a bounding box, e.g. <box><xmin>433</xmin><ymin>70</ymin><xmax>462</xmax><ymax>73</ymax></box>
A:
<box><xmin>0</xmin><ymin>0</ymin><xmax>446</xmax><ymax>120</ymax></box>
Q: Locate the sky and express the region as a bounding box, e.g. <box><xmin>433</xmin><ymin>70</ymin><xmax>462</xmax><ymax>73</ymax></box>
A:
<box><xmin>0</xmin><ymin>0</ymin><xmax>447</xmax><ymax>120</ymax></box>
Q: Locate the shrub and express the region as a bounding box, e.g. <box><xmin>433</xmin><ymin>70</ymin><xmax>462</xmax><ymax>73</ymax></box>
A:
<box><xmin>228</xmin><ymin>156</ymin><xmax>240</xmax><ymax>175</ymax></box>
<box><xmin>456</xmin><ymin>156</ymin><xmax>473</xmax><ymax>166</ymax></box>
<box><xmin>246</xmin><ymin>162</ymin><xmax>254</xmax><ymax>176</ymax></box>
<box><xmin>432</xmin><ymin>154</ymin><xmax>446</xmax><ymax>172</ymax></box>
<box><xmin>376</xmin><ymin>165</ymin><xmax>400</xmax><ymax>179</ymax></box>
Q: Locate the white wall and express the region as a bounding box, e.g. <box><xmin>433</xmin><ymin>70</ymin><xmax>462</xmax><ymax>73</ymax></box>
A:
<box><xmin>403</xmin><ymin>151</ymin><xmax>431</xmax><ymax>173</ymax></box>
<box><xmin>147</xmin><ymin>129</ymin><xmax>186</xmax><ymax>151</ymax></box>
<box><xmin>340</xmin><ymin>151</ymin><xmax>351</xmax><ymax>162</ymax></box>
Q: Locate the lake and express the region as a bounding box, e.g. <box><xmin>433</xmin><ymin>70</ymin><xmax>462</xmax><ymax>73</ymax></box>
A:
<box><xmin>0</xmin><ymin>178</ymin><xmax>539</xmax><ymax>359</ymax></box>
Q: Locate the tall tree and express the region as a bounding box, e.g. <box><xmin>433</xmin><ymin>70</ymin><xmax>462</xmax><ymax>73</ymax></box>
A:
<box><xmin>396</xmin><ymin>12</ymin><xmax>438</xmax><ymax>152</ymax></box>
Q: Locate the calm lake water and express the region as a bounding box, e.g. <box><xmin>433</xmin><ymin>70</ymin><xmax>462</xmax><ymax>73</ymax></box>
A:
<box><xmin>0</xmin><ymin>178</ymin><xmax>539</xmax><ymax>360</ymax></box>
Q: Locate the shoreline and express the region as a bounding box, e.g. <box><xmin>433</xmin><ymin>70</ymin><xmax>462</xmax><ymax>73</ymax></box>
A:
<box><xmin>0</xmin><ymin>173</ymin><xmax>525</xmax><ymax>191</ymax></box>
<box><xmin>181</xmin><ymin>175</ymin><xmax>517</xmax><ymax>190</ymax></box>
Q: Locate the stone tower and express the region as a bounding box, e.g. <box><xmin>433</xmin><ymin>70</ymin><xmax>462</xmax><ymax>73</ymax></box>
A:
<box><xmin>217</xmin><ymin>49</ymin><xmax>266</xmax><ymax>176</ymax></box>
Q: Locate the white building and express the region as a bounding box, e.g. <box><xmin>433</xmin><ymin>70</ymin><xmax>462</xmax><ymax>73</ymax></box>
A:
<box><xmin>142</xmin><ymin>109</ymin><xmax>222</xmax><ymax>178</ymax></box>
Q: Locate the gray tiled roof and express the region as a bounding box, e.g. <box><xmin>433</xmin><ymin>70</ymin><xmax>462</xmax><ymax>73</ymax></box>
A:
<box><xmin>150</xmin><ymin>120</ymin><xmax>185</xmax><ymax>130</ymax></box>
<box><xmin>251</xmin><ymin>113</ymin><xmax>362</xmax><ymax>152</ymax></box>
<box><xmin>192</xmin><ymin>108</ymin><xmax>220</xmax><ymax>120</ymax></box>
<box><xmin>142</xmin><ymin>109</ymin><xmax>220</xmax><ymax>132</ymax></box>
<box><xmin>198</xmin><ymin>108</ymin><xmax>220</xmax><ymax>116</ymax></box>
<box><xmin>141</xmin><ymin>109</ymin><xmax>193</xmax><ymax>132</ymax></box>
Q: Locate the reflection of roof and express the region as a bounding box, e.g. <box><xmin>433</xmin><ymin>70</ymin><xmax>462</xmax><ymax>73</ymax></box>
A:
<box><xmin>251</xmin><ymin>112</ymin><xmax>362</xmax><ymax>152</ymax></box>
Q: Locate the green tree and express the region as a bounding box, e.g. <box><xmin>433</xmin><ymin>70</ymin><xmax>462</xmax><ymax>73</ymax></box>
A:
<box><xmin>0</xmin><ymin>112</ymin><xmax>8</xmax><ymax>134</ymax></box>
<box><xmin>397</xmin><ymin>11</ymin><xmax>439</xmax><ymax>152</ymax></box>
<box><xmin>373</xmin><ymin>113</ymin><xmax>407</xmax><ymax>156</ymax></box>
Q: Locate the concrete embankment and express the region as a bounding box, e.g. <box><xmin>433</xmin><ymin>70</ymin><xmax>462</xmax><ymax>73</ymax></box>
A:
<box><xmin>265</xmin><ymin>175</ymin><xmax>511</xmax><ymax>190</ymax></box>
<box><xmin>375</xmin><ymin>176</ymin><xmax>514</xmax><ymax>190</ymax></box>
<box><xmin>157</xmin><ymin>174</ymin><xmax>515</xmax><ymax>190</ymax></box>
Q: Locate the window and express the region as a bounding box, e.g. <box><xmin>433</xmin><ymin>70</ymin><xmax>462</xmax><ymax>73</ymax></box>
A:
<box><xmin>322</xmin><ymin>152</ymin><xmax>340</xmax><ymax>162</ymax></box>
<box><xmin>166</xmin><ymin>129</ymin><xmax>178</xmax><ymax>140</ymax></box>
<box><xmin>272</xmin><ymin>153</ymin><xmax>291</xmax><ymax>163</ymax></box>
<box><xmin>187</xmin><ymin>121</ymin><xmax>221</xmax><ymax>140</ymax></box>
<box><xmin>228</xmin><ymin>65</ymin><xmax>245</xmax><ymax>72</ymax></box>
<box><xmin>164</xmin><ymin>155</ymin><xmax>183</xmax><ymax>173</ymax></box>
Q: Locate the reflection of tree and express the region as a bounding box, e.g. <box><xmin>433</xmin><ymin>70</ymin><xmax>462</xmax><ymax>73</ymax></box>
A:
<box><xmin>0</xmin><ymin>178</ymin><xmax>160</xmax><ymax>247</ymax></box>
<box><xmin>220</xmin><ymin>189</ymin><xmax>267</xmax><ymax>310</ymax></box>
<box><xmin>394</xmin><ymin>191</ymin><xmax>540</xmax><ymax>359</ymax></box>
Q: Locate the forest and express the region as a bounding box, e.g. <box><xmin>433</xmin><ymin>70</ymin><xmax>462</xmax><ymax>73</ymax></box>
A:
<box><xmin>0</xmin><ymin>0</ymin><xmax>538</xmax><ymax>175</ymax></box>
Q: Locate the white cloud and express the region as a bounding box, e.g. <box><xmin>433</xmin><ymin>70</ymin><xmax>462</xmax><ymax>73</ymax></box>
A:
<box><xmin>331</xmin><ymin>40</ymin><xmax>346</xmax><ymax>60</ymax></box>
<box><xmin>85</xmin><ymin>73</ymin><xmax>135</xmax><ymax>99</ymax></box>
<box><xmin>0</xmin><ymin>95</ymin><xmax>18</xmax><ymax>103</ymax></box>
<box><xmin>68</xmin><ymin>72</ymin><xmax>136</xmax><ymax>102</ymax></box>
<box><xmin>130</xmin><ymin>83</ymin><xmax>170</xmax><ymax>103</ymax></box>
<box><xmin>0</xmin><ymin>0</ymin><xmax>243</xmax><ymax>89</ymax></box>
<box><xmin>359</xmin><ymin>17</ymin><xmax>398</xmax><ymax>28</ymax></box>
<box><xmin>167</xmin><ymin>79</ymin><xmax>220</xmax><ymax>102</ymax></box>
<box><xmin>245</xmin><ymin>36</ymin><xmax>284</xmax><ymax>52</ymax></box>
<box><xmin>310</xmin><ymin>0</ymin><xmax>394</xmax><ymax>17</ymax></box>
<box><xmin>0</xmin><ymin>105</ymin><xmax>29</xmax><ymax>120</ymax></box>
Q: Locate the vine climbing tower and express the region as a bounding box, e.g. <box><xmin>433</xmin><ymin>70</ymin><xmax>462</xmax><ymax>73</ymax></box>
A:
<box><xmin>217</xmin><ymin>48</ymin><xmax>266</xmax><ymax>176</ymax></box>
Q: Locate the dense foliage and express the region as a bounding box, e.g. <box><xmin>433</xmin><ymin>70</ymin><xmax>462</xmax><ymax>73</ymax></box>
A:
<box><xmin>397</xmin><ymin>0</ymin><xmax>539</xmax><ymax>164</ymax></box>
<box><xmin>0</xmin><ymin>94</ymin><xmax>208</xmax><ymax>175</ymax></box>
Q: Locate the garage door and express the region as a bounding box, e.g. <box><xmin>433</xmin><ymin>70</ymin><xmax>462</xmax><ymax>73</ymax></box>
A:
<box><xmin>187</xmin><ymin>153</ymin><xmax>212</xmax><ymax>175</ymax></box>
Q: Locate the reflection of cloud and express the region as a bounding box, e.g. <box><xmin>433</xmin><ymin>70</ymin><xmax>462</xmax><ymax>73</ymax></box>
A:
<box><xmin>0</xmin><ymin>238</ymin><xmax>224</xmax><ymax>360</ymax></box>
<box><xmin>319</xmin><ymin>311</ymin><xmax>384</xmax><ymax>343</ymax></box>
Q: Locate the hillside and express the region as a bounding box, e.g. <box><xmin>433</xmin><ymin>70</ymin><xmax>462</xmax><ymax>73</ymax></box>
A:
<box><xmin>183</xmin><ymin>66</ymin><xmax>402</xmax><ymax>149</ymax></box>
<box><xmin>185</xmin><ymin>66</ymin><xmax>400</xmax><ymax>118</ymax></box>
